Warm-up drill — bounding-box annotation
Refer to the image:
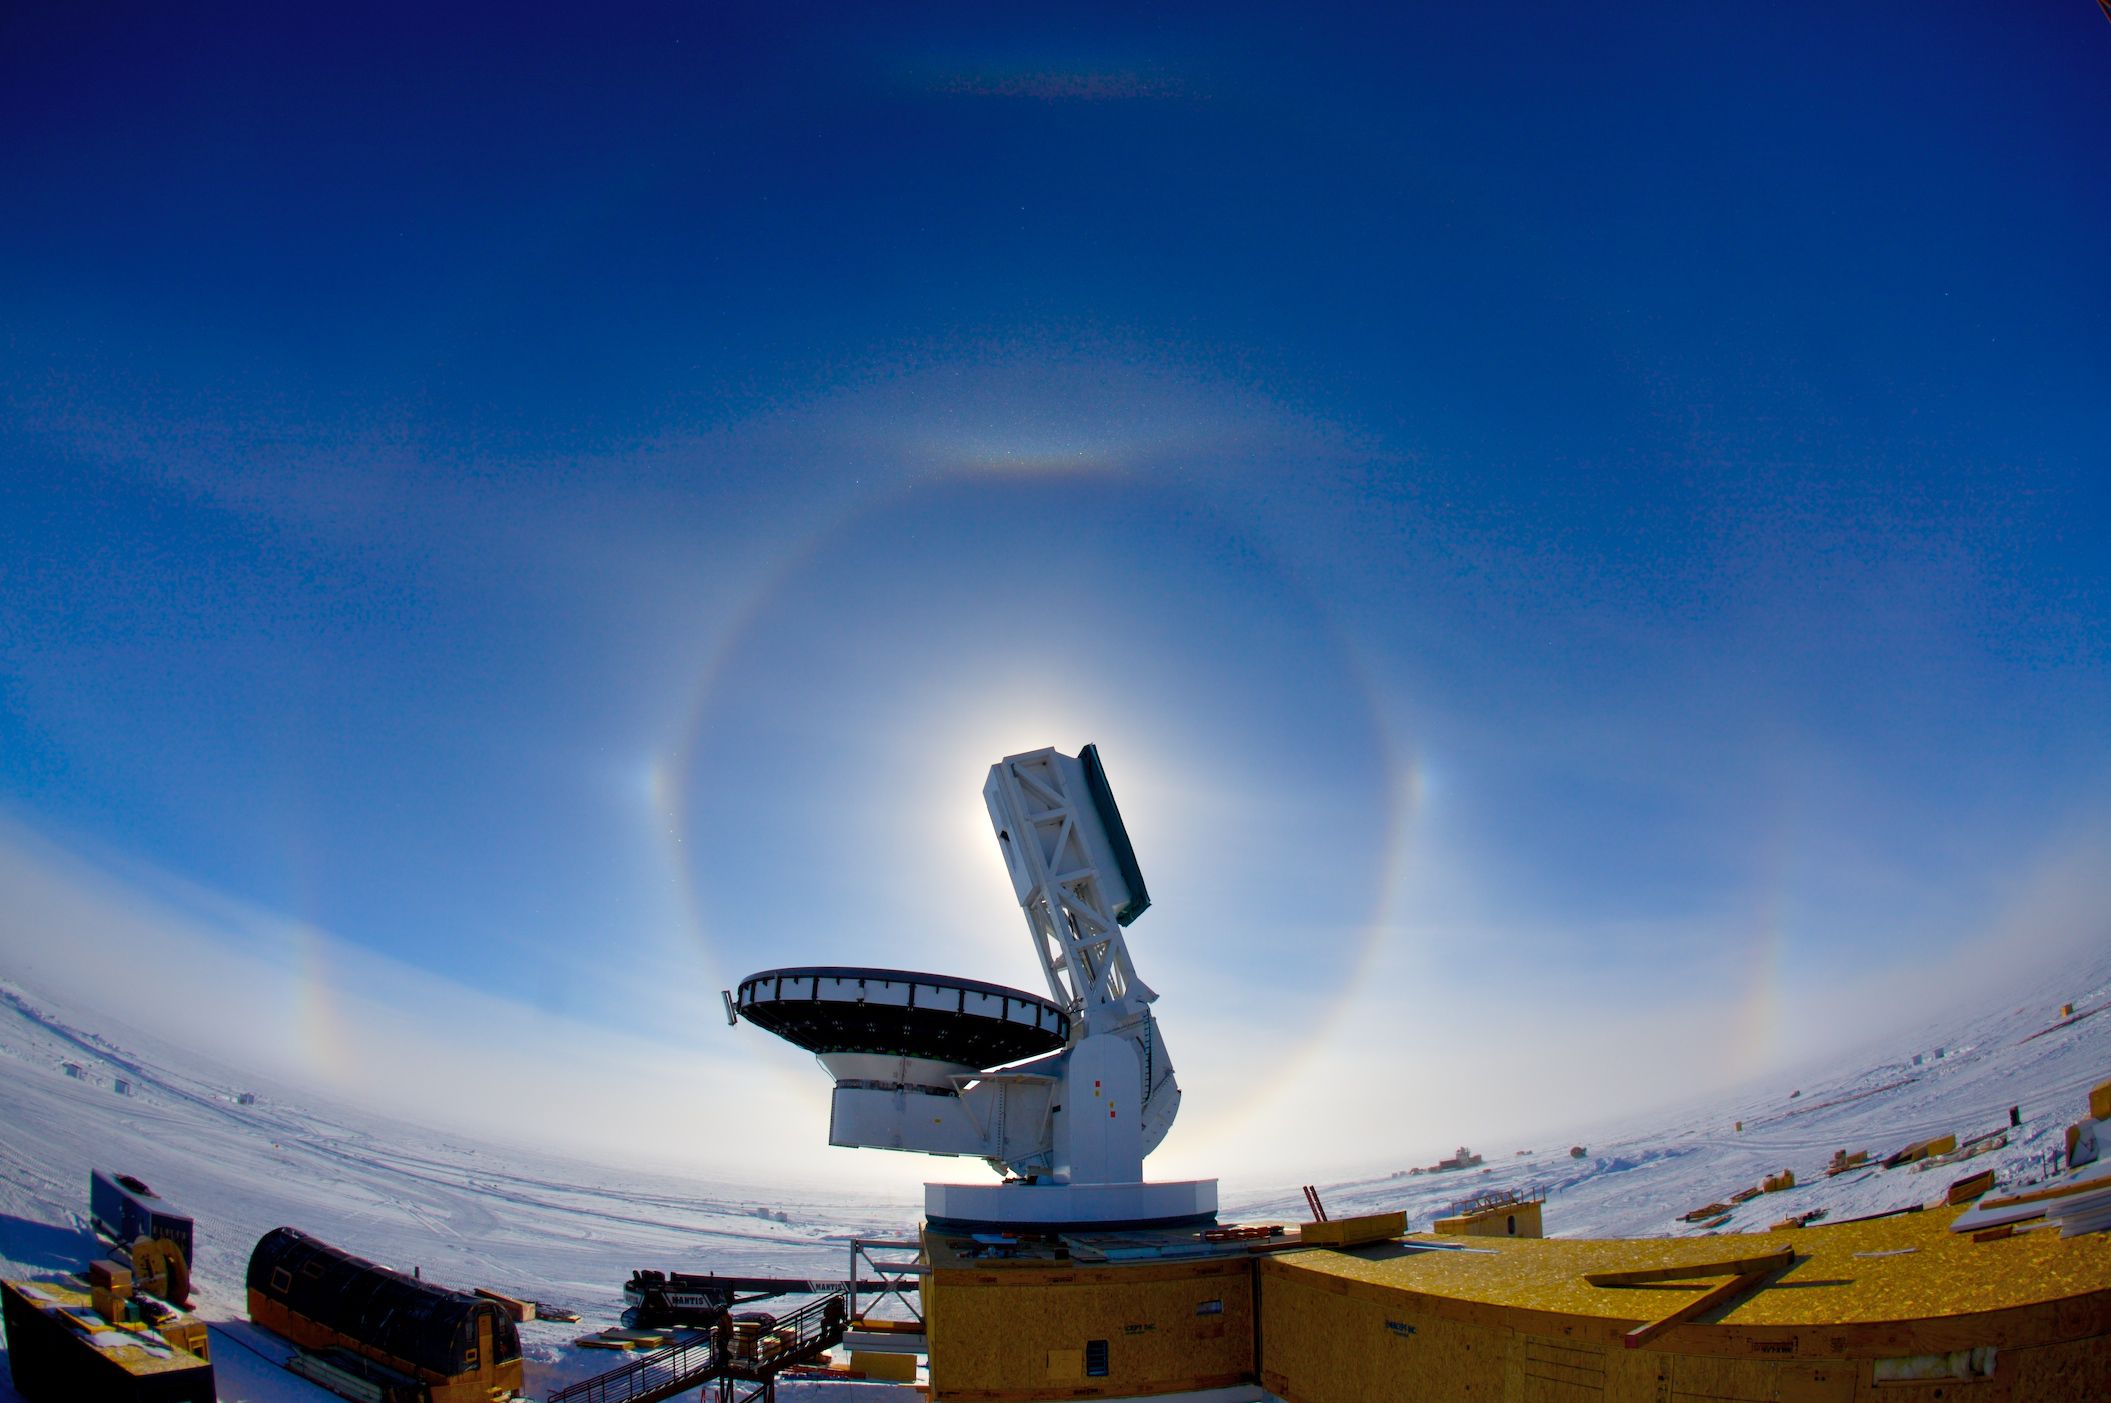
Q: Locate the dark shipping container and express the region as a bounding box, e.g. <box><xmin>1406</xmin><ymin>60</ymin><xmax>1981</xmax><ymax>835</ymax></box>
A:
<box><xmin>90</xmin><ymin>1171</ymin><xmax>195</xmax><ymax>1268</ymax></box>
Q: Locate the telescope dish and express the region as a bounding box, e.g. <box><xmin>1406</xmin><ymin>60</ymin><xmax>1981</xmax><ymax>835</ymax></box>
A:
<box><xmin>736</xmin><ymin>966</ymin><xmax>1069</xmax><ymax>1071</ymax></box>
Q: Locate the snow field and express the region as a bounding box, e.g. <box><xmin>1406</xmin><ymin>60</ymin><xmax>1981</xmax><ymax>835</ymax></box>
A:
<box><xmin>4</xmin><ymin>952</ymin><xmax>2108</xmax><ymax>1400</ymax></box>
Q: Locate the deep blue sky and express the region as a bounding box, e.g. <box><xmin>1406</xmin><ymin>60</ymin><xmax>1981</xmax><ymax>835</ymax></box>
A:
<box><xmin>2</xmin><ymin>3</ymin><xmax>2106</xmax><ymax>1178</ymax></box>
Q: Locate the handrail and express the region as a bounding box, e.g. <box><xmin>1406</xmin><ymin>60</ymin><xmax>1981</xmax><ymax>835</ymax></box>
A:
<box><xmin>722</xmin><ymin>1291</ymin><xmax>847</xmax><ymax>1378</ymax></box>
<box><xmin>547</xmin><ymin>1292</ymin><xmax>849</xmax><ymax>1403</ymax></box>
<box><xmin>545</xmin><ymin>1330</ymin><xmax>720</xmax><ymax>1403</ymax></box>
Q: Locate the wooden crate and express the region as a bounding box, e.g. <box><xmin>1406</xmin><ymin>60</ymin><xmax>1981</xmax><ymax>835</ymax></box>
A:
<box><xmin>1299</xmin><ymin>1212</ymin><xmax>1407</xmax><ymax>1247</ymax></box>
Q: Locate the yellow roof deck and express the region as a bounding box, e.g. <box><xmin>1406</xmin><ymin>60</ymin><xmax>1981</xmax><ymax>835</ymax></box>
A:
<box><xmin>1268</xmin><ymin>1204</ymin><xmax>2111</xmax><ymax>1332</ymax></box>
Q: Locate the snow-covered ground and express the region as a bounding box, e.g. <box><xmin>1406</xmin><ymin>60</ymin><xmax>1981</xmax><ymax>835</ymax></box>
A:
<box><xmin>1232</xmin><ymin>952</ymin><xmax>2111</xmax><ymax>1239</ymax></box>
<box><xmin>4</xmin><ymin>951</ymin><xmax>2108</xmax><ymax>1402</ymax></box>
<box><xmin>0</xmin><ymin>977</ymin><xmax>918</xmax><ymax>1401</ymax></box>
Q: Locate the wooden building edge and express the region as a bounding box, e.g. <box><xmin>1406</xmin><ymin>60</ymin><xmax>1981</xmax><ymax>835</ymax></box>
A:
<box><xmin>921</xmin><ymin>1204</ymin><xmax>2111</xmax><ymax>1402</ymax></box>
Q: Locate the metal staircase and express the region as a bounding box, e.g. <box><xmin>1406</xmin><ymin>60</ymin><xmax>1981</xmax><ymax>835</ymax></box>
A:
<box><xmin>545</xmin><ymin>1293</ymin><xmax>847</xmax><ymax>1403</ymax></box>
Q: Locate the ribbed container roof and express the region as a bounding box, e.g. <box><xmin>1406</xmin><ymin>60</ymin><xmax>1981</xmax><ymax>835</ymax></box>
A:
<box><xmin>247</xmin><ymin>1226</ymin><xmax>518</xmax><ymax>1376</ymax></box>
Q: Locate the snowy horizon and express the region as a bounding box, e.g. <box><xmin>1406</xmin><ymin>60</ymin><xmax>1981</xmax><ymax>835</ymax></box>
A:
<box><xmin>4</xmin><ymin>933</ymin><xmax>2108</xmax><ymax>1402</ymax></box>
<box><xmin>3</xmin><ymin>834</ymin><xmax>2104</xmax><ymax>1198</ymax></box>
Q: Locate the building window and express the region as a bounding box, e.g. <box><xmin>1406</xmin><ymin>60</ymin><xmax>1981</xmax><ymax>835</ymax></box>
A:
<box><xmin>1085</xmin><ymin>1339</ymin><xmax>1109</xmax><ymax>1377</ymax></box>
<box><xmin>1195</xmin><ymin>1299</ymin><xmax>1223</xmax><ymax>1315</ymax></box>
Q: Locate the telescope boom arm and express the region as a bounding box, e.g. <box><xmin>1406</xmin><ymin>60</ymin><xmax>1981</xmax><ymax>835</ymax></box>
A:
<box><xmin>984</xmin><ymin>748</ymin><xmax>1154</xmax><ymax>1036</ymax></box>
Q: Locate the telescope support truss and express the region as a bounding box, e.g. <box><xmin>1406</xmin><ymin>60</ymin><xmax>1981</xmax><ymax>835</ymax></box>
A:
<box><xmin>984</xmin><ymin>749</ymin><xmax>1154</xmax><ymax>1038</ymax></box>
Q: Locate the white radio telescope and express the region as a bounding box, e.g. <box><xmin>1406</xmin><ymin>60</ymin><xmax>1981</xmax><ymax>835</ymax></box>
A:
<box><xmin>729</xmin><ymin>744</ymin><xmax>1217</xmax><ymax>1229</ymax></box>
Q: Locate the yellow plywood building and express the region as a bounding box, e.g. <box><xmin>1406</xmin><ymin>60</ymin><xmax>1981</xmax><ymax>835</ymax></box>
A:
<box><xmin>925</xmin><ymin>1203</ymin><xmax>2111</xmax><ymax>1401</ymax></box>
<box><xmin>924</xmin><ymin>1232</ymin><xmax>1256</xmax><ymax>1401</ymax></box>
<box><xmin>1258</xmin><ymin>1207</ymin><xmax>2111</xmax><ymax>1401</ymax></box>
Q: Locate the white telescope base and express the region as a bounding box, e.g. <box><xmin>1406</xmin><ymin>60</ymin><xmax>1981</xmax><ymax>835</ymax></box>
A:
<box><xmin>926</xmin><ymin>1178</ymin><xmax>1218</xmax><ymax>1231</ymax></box>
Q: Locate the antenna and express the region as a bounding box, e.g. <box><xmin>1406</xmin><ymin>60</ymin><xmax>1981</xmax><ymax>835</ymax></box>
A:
<box><xmin>731</xmin><ymin>744</ymin><xmax>1216</xmax><ymax>1231</ymax></box>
